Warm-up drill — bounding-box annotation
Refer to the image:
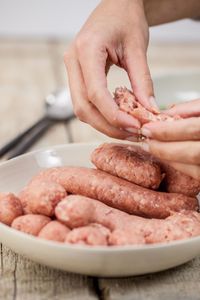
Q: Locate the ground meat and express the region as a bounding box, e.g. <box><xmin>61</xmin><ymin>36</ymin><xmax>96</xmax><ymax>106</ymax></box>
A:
<box><xmin>65</xmin><ymin>224</ymin><xmax>109</xmax><ymax>246</ymax></box>
<box><xmin>38</xmin><ymin>220</ymin><xmax>70</xmax><ymax>242</ymax></box>
<box><xmin>109</xmin><ymin>229</ymin><xmax>146</xmax><ymax>245</ymax></box>
<box><xmin>114</xmin><ymin>87</ymin><xmax>180</xmax><ymax>125</ymax></box>
<box><xmin>35</xmin><ymin>166</ymin><xmax>197</xmax><ymax>219</ymax></box>
<box><xmin>12</xmin><ymin>214</ymin><xmax>50</xmax><ymax>236</ymax></box>
<box><xmin>160</xmin><ymin>163</ymin><xmax>200</xmax><ymax>196</ymax></box>
<box><xmin>19</xmin><ymin>180</ymin><xmax>67</xmax><ymax>216</ymax></box>
<box><xmin>91</xmin><ymin>143</ymin><xmax>164</xmax><ymax>189</ymax></box>
<box><xmin>0</xmin><ymin>193</ymin><xmax>23</xmax><ymax>226</ymax></box>
<box><xmin>56</xmin><ymin>195</ymin><xmax>200</xmax><ymax>245</ymax></box>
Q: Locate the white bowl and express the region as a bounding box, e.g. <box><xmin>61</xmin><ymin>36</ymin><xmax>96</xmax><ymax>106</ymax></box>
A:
<box><xmin>0</xmin><ymin>143</ymin><xmax>200</xmax><ymax>277</ymax></box>
<box><xmin>153</xmin><ymin>71</ymin><xmax>200</xmax><ymax>109</ymax></box>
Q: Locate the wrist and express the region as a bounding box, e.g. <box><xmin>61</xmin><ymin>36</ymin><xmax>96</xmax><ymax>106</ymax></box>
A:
<box><xmin>143</xmin><ymin>0</ymin><xmax>200</xmax><ymax>26</ymax></box>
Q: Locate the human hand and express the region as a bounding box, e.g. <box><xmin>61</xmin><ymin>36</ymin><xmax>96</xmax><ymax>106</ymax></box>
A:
<box><xmin>140</xmin><ymin>99</ymin><xmax>200</xmax><ymax>179</ymax></box>
<box><xmin>64</xmin><ymin>0</ymin><xmax>157</xmax><ymax>140</ymax></box>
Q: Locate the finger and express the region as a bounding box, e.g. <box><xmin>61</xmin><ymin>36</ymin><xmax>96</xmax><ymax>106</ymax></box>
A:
<box><xmin>64</xmin><ymin>50</ymin><xmax>137</xmax><ymax>140</ymax></box>
<box><xmin>124</xmin><ymin>46</ymin><xmax>159</xmax><ymax>113</ymax></box>
<box><xmin>76</xmin><ymin>41</ymin><xmax>141</xmax><ymax>129</ymax></box>
<box><xmin>165</xmin><ymin>161</ymin><xmax>200</xmax><ymax>181</ymax></box>
<box><xmin>165</xmin><ymin>99</ymin><xmax>200</xmax><ymax>117</ymax></box>
<box><xmin>139</xmin><ymin>139</ymin><xmax>200</xmax><ymax>164</ymax></box>
<box><xmin>141</xmin><ymin>117</ymin><xmax>200</xmax><ymax>141</ymax></box>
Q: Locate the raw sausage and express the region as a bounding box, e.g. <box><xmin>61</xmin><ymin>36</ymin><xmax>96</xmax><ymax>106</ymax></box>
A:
<box><xmin>55</xmin><ymin>195</ymin><xmax>134</xmax><ymax>230</ymax></box>
<box><xmin>160</xmin><ymin>163</ymin><xmax>200</xmax><ymax>196</ymax></box>
<box><xmin>19</xmin><ymin>180</ymin><xmax>67</xmax><ymax>216</ymax></box>
<box><xmin>91</xmin><ymin>143</ymin><xmax>164</xmax><ymax>189</ymax></box>
<box><xmin>91</xmin><ymin>143</ymin><xmax>200</xmax><ymax>196</ymax></box>
<box><xmin>56</xmin><ymin>195</ymin><xmax>200</xmax><ymax>245</ymax></box>
<box><xmin>36</xmin><ymin>166</ymin><xmax>197</xmax><ymax>218</ymax></box>
<box><xmin>0</xmin><ymin>193</ymin><xmax>23</xmax><ymax>226</ymax></box>
<box><xmin>65</xmin><ymin>224</ymin><xmax>110</xmax><ymax>246</ymax></box>
<box><xmin>12</xmin><ymin>214</ymin><xmax>50</xmax><ymax>236</ymax></box>
<box><xmin>38</xmin><ymin>220</ymin><xmax>70</xmax><ymax>242</ymax></box>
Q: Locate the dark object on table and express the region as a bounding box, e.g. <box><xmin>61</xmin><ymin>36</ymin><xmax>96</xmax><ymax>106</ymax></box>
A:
<box><xmin>0</xmin><ymin>88</ymin><xmax>74</xmax><ymax>159</ymax></box>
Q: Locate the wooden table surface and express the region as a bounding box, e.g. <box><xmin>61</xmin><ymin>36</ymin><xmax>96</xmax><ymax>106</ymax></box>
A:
<box><xmin>0</xmin><ymin>40</ymin><xmax>200</xmax><ymax>300</ymax></box>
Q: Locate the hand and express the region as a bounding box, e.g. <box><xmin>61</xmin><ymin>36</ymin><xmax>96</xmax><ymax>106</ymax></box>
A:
<box><xmin>64</xmin><ymin>0</ymin><xmax>157</xmax><ymax>140</ymax></box>
<box><xmin>140</xmin><ymin>99</ymin><xmax>200</xmax><ymax>180</ymax></box>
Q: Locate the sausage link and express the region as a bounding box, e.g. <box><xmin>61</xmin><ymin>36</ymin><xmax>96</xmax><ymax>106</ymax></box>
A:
<box><xmin>19</xmin><ymin>180</ymin><xmax>67</xmax><ymax>216</ymax></box>
<box><xmin>56</xmin><ymin>195</ymin><xmax>200</xmax><ymax>245</ymax></box>
<box><xmin>91</xmin><ymin>143</ymin><xmax>164</xmax><ymax>189</ymax></box>
<box><xmin>0</xmin><ymin>193</ymin><xmax>23</xmax><ymax>226</ymax></box>
<box><xmin>38</xmin><ymin>220</ymin><xmax>70</xmax><ymax>242</ymax></box>
<box><xmin>12</xmin><ymin>214</ymin><xmax>50</xmax><ymax>236</ymax></box>
<box><xmin>36</xmin><ymin>167</ymin><xmax>197</xmax><ymax>218</ymax></box>
<box><xmin>160</xmin><ymin>163</ymin><xmax>200</xmax><ymax>196</ymax></box>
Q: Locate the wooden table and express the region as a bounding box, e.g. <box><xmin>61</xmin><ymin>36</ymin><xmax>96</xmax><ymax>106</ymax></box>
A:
<box><xmin>0</xmin><ymin>40</ymin><xmax>200</xmax><ymax>300</ymax></box>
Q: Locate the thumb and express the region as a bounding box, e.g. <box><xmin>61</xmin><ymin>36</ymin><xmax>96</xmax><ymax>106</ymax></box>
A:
<box><xmin>125</xmin><ymin>47</ymin><xmax>159</xmax><ymax>113</ymax></box>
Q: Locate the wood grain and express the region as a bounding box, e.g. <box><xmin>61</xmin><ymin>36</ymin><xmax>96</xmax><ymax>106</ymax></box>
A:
<box><xmin>99</xmin><ymin>258</ymin><xmax>200</xmax><ymax>300</ymax></box>
<box><xmin>0</xmin><ymin>245</ymin><xmax>97</xmax><ymax>300</ymax></box>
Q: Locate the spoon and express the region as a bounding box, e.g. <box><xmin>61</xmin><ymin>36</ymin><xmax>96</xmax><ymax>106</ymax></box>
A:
<box><xmin>0</xmin><ymin>88</ymin><xmax>74</xmax><ymax>159</ymax></box>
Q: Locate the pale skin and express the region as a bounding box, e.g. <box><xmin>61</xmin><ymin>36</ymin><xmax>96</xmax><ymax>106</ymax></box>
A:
<box><xmin>140</xmin><ymin>100</ymin><xmax>200</xmax><ymax>180</ymax></box>
<box><xmin>65</xmin><ymin>0</ymin><xmax>200</xmax><ymax>178</ymax></box>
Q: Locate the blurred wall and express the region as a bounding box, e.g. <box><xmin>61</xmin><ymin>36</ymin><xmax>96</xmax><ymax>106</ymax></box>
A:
<box><xmin>0</xmin><ymin>0</ymin><xmax>200</xmax><ymax>42</ymax></box>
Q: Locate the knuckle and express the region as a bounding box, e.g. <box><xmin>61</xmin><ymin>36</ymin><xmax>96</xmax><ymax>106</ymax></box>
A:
<box><xmin>73</xmin><ymin>105</ymin><xmax>86</xmax><ymax>121</ymax></box>
<box><xmin>190</xmin><ymin>152</ymin><xmax>200</xmax><ymax>164</ymax></box>
<box><xmin>88</xmin><ymin>88</ymin><xmax>101</xmax><ymax>103</ymax></box>
<box><xmin>75</xmin><ymin>34</ymin><xmax>90</xmax><ymax>52</ymax></box>
<box><xmin>160</xmin><ymin>129</ymin><xmax>171</xmax><ymax>141</ymax></box>
<box><xmin>103</xmin><ymin>111</ymin><xmax>119</xmax><ymax>128</ymax></box>
<box><xmin>191</xmin><ymin>119</ymin><xmax>200</xmax><ymax>139</ymax></box>
<box><xmin>110</xmin><ymin>114</ymin><xmax>120</xmax><ymax>127</ymax></box>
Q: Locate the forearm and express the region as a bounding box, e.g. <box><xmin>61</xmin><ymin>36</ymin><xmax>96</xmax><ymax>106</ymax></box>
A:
<box><xmin>144</xmin><ymin>0</ymin><xmax>200</xmax><ymax>26</ymax></box>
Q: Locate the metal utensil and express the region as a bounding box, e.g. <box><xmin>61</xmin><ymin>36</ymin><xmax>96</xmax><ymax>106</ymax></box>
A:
<box><xmin>0</xmin><ymin>88</ymin><xmax>74</xmax><ymax>159</ymax></box>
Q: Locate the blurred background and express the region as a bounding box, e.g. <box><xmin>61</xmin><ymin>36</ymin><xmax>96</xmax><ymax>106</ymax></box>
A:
<box><xmin>0</xmin><ymin>0</ymin><xmax>200</xmax><ymax>155</ymax></box>
<box><xmin>1</xmin><ymin>0</ymin><xmax>200</xmax><ymax>42</ymax></box>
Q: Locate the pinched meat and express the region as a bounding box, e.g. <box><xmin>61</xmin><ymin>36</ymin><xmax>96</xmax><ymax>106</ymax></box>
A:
<box><xmin>114</xmin><ymin>87</ymin><xmax>180</xmax><ymax>125</ymax></box>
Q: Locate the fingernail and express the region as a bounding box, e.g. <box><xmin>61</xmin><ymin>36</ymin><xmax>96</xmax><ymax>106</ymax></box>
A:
<box><xmin>139</xmin><ymin>142</ymin><xmax>150</xmax><ymax>152</ymax></box>
<box><xmin>125</xmin><ymin>127</ymin><xmax>139</xmax><ymax>134</ymax></box>
<box><xmin>149</xmin><ymin>96</ymin><xmax>160</xmax><ymax>113</ymax></box>
<box><xmin>126</xmin><ymin>136</ymin><xmax>138</xmax><ymax>142</ymax></box>
<box><xmin>141</xmin><ymin>128</ymin><xmax>152</xmax><ymax>138</ymax></box>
